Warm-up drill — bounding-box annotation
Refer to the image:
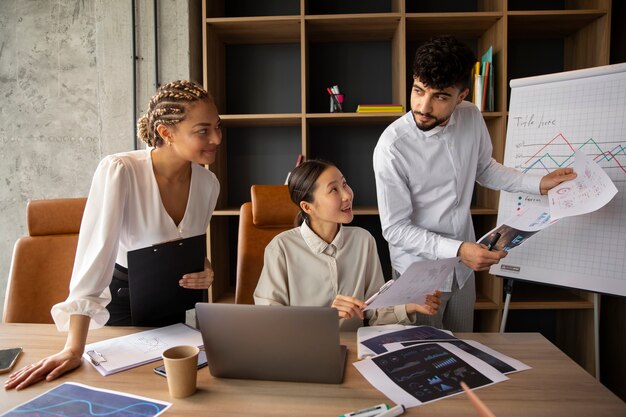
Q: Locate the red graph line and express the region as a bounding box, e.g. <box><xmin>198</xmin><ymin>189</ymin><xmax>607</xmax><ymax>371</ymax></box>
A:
<box><xmin>604</xmin><ymin>150</ymin><xmax>626</xmax><ymax>173</ymax></box>
<box><xmin>523</xmin><ymin>133</ymin><xmax>576</xmax><ymax>165</ymax></box>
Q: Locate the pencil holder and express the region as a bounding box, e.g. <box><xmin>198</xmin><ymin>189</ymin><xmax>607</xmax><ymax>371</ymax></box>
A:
<box><xmin>330</xmin><ymin>93</ymin><xmax>344</xmax><ymax>113</ymax></box>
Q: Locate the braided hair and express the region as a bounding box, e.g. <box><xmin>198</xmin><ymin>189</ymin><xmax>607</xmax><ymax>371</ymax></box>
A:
<box><xmin>137</xmin><ymin>80</ymin><xmax>213</xmax><ymax>147</ymax></box>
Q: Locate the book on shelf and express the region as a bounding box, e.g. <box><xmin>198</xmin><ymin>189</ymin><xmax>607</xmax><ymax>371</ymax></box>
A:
<box><xmin>356</xmin><ymin>104</ymin><xmax>403</xmax><ymax>113</ymax></box>
<box><xmin>471</xmin><ymin>46</ymin><xmax>494</xmax><ymax>112</ymax></box>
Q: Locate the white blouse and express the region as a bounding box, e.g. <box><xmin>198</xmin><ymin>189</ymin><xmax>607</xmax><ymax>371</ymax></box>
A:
<box><xmin>51</xmin><ymin>149</ymin><xmax>219</xmax><ymax>331</ymax></box>
<box><xmin>254</xmin><ymin>222</ymin><xmax>415</xmax><ymax>331</ymax></box>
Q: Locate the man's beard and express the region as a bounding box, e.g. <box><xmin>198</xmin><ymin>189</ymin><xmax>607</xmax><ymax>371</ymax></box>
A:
<box><xmin>412</xmin><ymin>111</ymin><xmax>448</xmax><ymax>132</ymax></box>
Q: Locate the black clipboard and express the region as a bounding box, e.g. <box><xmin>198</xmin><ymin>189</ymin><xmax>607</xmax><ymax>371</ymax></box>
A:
<box><xmin>127</xmin><ymin>233</ymin><xmax>206</xmax><ymax>327</ymax></box>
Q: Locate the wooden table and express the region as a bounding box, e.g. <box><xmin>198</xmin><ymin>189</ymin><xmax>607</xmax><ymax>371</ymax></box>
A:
<box><xmin>1</xmin><ymin>324</ymin><xmax>624</xmax><ymax>416</ymax></box>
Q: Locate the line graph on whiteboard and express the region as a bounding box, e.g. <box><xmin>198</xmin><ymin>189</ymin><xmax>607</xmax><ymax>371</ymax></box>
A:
<box><xmin>495</xmin><ymin>65</ymin><xmax>626</xmax><ymax>296</ymax></box>
<box><xmin>516</xmin><ymin>133</ymin><xmax>626</xmax><ymax>180</ymax></box>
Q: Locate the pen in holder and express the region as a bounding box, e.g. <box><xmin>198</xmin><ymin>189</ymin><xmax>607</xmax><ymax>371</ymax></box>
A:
<box><xmin>330</xmin><ymin>93</ymin><xmax>344</xmax><ymax>113</ymax></box>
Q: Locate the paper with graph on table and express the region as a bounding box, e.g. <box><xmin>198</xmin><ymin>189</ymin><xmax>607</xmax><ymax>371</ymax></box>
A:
<box><xmin>477</xmin><ymin>151</ymin><xmax>617</xmax><ymax>252</ymax></box>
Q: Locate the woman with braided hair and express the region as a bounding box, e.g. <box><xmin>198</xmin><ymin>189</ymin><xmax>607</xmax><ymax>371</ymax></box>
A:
<box><xmin>5</xmin><ymin>80</ymin><xmax>221</xmax><ymax>390</ymax></box>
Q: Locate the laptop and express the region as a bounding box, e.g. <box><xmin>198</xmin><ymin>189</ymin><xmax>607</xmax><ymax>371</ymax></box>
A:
<box><xmin>195</xmin><ymin>303</ymin><xmax>347</xmax><ymax>384</ymax></box>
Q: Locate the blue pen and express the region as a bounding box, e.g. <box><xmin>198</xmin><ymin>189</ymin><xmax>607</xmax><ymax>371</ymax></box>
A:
<box><xmin>339</xmin><ymin>403</ymin><xmax>389</xmax><ymax>417</ymax></box>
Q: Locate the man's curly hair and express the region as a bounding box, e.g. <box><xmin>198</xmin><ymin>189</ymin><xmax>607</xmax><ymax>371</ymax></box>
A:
<box><xmin>412</xmin><ymin>36</ymin><xmax>476</xmax><ymax>91</ymax></box>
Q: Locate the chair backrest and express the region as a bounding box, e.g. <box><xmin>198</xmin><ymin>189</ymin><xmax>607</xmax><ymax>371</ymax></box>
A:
<box><xmin>235</xmin><ymin>185</ymin><xmax>298</xmax><ymax>304</ymax></box>
<box><xmin>3</xmin><ymin>198</ymin><xmax>86</xmax><ymax>323</ymax></box>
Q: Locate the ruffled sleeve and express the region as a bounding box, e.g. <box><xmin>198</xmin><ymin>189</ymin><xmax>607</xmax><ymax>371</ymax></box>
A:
<box><xmin>51</xmin><ymin>156</ymin><xmax>128</xmax><ymax>331</ymax></box>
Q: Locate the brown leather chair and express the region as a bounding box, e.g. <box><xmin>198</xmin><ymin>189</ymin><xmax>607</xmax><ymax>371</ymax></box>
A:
<box><xmin>235</xmin><ymin>185</ymin><xmax>299</xmax><ymax>304</ymax></box>
<box><xmin>3</xmin><ymin>198</ymin><xmax>86</xmax><ymax>323</ymax></box>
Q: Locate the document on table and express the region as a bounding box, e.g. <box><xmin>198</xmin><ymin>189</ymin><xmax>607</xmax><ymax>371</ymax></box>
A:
<box><xmin>382</xmin><ymin>339</ymin><xmax>530</xmax><ymax>375</ymax></box>
<box><xmin>357</xmin><ymin>325</ymin><xmax>456</xmax><ymax>358</ymax></box>
<box><xmin>477</xmin><ymin>151</ymin><xmax>617</xmax><ymax>252</ymax></box>
<box><xmin>83</xmin><ymin>323</ymin><xmax>203</xmax><ymax>376</ymax></box>
<box><xmin>363</xmin><ymin>258</ymin><xmax>459</xmax><ymax>311</ymax></box>
<box><xmin>1</xmin><ymin>382</ymin><xmax>171</xmax><ymax>417</ymax></box>
<box><xmin>353</xmin><ymin>342</ymin><xmax>508</xmax><ymax>408</ymax></box>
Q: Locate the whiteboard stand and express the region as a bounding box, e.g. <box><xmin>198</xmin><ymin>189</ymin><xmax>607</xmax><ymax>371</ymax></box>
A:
<box><xmin>498</xmin><ymin>276</ymin><xmax>601</xmax><ymax>380</ymax></box>
<box><xmin>499</xmin><ymin>278</ymin><xmax>515</xmax><ymax>333</ymax></box>
<box><xmin>594</xmin><ymin>293</ymin><xmax>600</xmax><ymax>381</ymax></box>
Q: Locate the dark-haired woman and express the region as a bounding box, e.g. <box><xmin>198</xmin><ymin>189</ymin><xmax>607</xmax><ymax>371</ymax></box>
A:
<box><xmin>254</xmin><ymin>160</ymin><xmax>441</xmax><ymax>331</ymax></box>
<box><xmin>5</xmin><ymin>80</ymin><xmax>221</xmax><ymax>390</ymax></box>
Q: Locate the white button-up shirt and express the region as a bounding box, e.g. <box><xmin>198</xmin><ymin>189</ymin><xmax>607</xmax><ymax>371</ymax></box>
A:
<box><xmin>51</xmin><ymin>149</ymin><xmax>219</xmax><ymax>330</ymax></box>
<box><xmin>373</xmin><ymin>101</ymin><xmax>541</xmax><ymax>290</ymax></box>
<box><xmin>254</xmin><ymin>222</ymin><xmax>413</xmax><ymax>331</ymax></box>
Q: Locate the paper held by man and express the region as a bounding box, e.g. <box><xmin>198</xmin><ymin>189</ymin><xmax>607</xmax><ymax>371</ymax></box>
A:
<box><xmin>477</xmin><ymin>150</ymin><xmax>617</xmax><ymax>252</ymax></box>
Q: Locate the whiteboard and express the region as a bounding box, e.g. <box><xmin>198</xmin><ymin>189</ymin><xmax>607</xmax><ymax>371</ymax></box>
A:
<box><xmin>492</xmin><ymin>63</ymin><xmax>626</xmax><ymax>297</ymax></box>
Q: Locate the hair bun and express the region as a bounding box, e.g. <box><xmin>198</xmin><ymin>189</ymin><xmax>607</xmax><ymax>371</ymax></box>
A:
<box><xmin>136</xmin><ymin>115</ymin><xmax>152</xmax><ymax>146</ymax></box>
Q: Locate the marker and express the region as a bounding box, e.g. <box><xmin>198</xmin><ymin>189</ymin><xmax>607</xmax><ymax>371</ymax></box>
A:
<box><xmin>375</xmin><ymin>404</ymin><xmax>405</xmax><ymax>417</ymax></box>
<box><xmin>363</xmin><ymin>279</ymin><xmax>395</xmax><ymax>307</ymax></box>
<box><xmin>339</xmin><ymin>403</ymin><xmax>389</xmax><ymax>417</ymax></box>
<box><xmin>486</xmin><ymin>232</ymin><xmax>501</xmax><ymax>251</ymax></box>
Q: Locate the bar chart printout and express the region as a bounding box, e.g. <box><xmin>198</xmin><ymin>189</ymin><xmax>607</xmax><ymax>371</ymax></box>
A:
<box><xmin>495</xmin><ymin>63</ymin><xmax>626</xmax><ymax>297</ymax></box>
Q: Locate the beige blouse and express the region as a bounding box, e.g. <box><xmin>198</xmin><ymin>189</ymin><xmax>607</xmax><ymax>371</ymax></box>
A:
<box><xmin>253</xmin><ymin>222</ymin><xmax>417</xmax><ymax>331</ymax></box>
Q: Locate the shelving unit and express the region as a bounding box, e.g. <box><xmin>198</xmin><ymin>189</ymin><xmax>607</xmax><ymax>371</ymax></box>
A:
<box><xmin>202</xmin><ymin>0</ymin><xmax>611</xmax><ymax>374</ymax></box>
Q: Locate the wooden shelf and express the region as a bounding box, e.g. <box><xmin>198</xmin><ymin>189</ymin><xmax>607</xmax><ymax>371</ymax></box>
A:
<box><xmin>206</xmin><ymin>16</ymin><xmax>301</xmax><ymax>44</ymax></box>
<box><xmin>508</xmin><ymin>284</ymin><xmax>594</xmax><ymax>310</ymax></box>
<box><xmin>204</xmin><ymin>1</ymin><xmax>611</xmax><ymax>353</ymax></box>
<box><xmin>470</xmin><ymin>206</ymin><xmax>498</xmax><ymax>215</ymax></box>
<box><xmin>306</xmin><ymin>113</ymin><xmax>403</xmax><ymax>125</ymax></box>
<box><xmin>475</xmin><ymin>296</ymin><xmax>498</xmax><ymax>310</ymax></box>
<box><xmin>220</xmin><ymin>114</ymin><xmax>302</xmax><ymax>127</ymax></box>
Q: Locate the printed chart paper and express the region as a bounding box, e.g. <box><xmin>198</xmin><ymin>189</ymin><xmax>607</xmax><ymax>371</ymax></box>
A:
<box><xmin>548</xmin><ymin>150</ymin><xmax>618</xmax><ymax>220</ymax></box>
<box><xmin>359</xmin><ymin>325</ymin><xmax>457</xmax><ymax>356</ymax></box>
<box><xmin>354</xmin><ymin>343</ymin><xmax>507</xmax><ymax>408</ymax></box>
<box><xmin>1</xmin><ymin>382</ymin><xmax>170</xmax><ymax>417</ymax></box>
<box><xmin>383</xmin><ymin>339</ymin><xmax>530</xmax><ymax>375</ymax></box>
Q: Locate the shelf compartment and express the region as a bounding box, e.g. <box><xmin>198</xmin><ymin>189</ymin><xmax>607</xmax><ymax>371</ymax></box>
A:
<box><xmin>406</xmin><ymin>13</ymin><xmax>503</xmax><ymax>40</ymax></box>
<box><xmin>306</xmin><ymin>0</ymin><xmax>395</xmax><ymax>15</ymax></box>
<box><xmin>507</xmin><ymin>10</ymin><xmax>607</xmax><ymax>39</ymax></box>
<box><xmin>226</xmin><ymin>126</ymin><xmax>302</xmax><ymax>207</ymax></box>
<box><xmin>206</xmin><ymin>17</ymin><xmax>301</xmax><ymax>43</ymax></box>
<box><xmin>308</xmin><ymin>124</ymin><xmax>386</xmax><ymax>207</ymax></box>
<box><xmin>507</xmin><ymin>0</ymin><xmax>610</xmax><ymax>12</ymax></box>
<box><xmin>407</xmin><ymin>0</ymin><xmax>503</xmax><ymax>13</ymax></box>
<box><xmin>206</xmin><ymin>0</ymin><xmax>300</xmax><ymax>18</ymax></box>
<box><xmin>305</xmin><ymin>14</ymin><xmax>401</xmax><ymax>42</ymax></box>
<box><xmin>504</xmin><ymin>281</ymin><xmax>594</xmax><ymax>309</ymax></box>
<box><xmin>225</xmin><ymin>43</ymin><xmax>301</xmax><ymax>114</ymax></box>
<box><xmin>307</xmin><ymin>40</ymin><xmax>395</xmax><ymax>114</ymax></box>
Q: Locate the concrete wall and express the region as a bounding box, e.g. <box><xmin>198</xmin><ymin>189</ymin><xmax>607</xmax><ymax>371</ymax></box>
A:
<box><xmin>0</xmin><ymin>0</ymin><xmax>201</xmax><ymax>316</ymax></box>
